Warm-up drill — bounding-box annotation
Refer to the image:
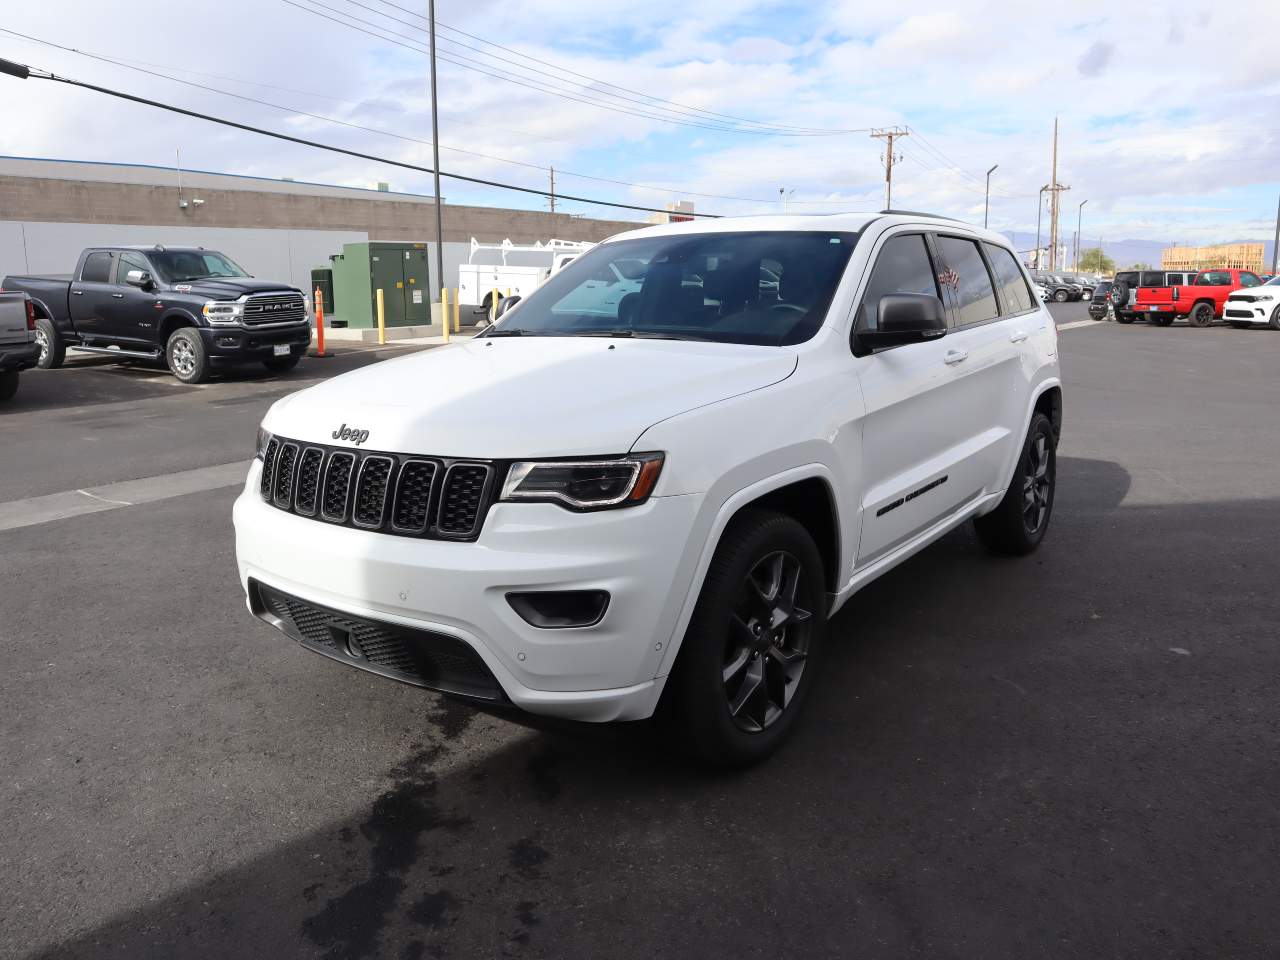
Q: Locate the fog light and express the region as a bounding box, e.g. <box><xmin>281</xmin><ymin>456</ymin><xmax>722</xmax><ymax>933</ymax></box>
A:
<box><xmin>216</xmin><ymin>335</ymin><xmax>239</xmax><ymax>347</ymax></box>
<box><xmin>506</xmin><ymin>590</ymin><xmax>610</xmax><ymax>629</ymax></box>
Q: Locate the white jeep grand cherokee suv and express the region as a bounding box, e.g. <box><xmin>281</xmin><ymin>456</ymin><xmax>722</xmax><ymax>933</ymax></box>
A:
<box><xmin>234</xmin><ymin>212</ymin><xmax>1061</xmax><ymax>765</ymax></box>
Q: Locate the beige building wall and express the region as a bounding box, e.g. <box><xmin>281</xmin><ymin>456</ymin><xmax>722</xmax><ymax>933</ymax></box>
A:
<box><xmin>1161</xmin><ymin>243</ymin><xmax>1264</xmax><ymax>273</ymax></box>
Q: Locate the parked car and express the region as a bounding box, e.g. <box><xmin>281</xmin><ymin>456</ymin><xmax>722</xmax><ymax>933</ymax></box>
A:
<box><xmin>0</xmin><ymin>289</ymin><xmax>40</xmax><ymax>402</ymax></box>
<box><xmin>1034</xmin><ymin>282</ymin><xmax>1050</xmax><ymax>302</ymax></box>
<box><xmin>1223</xmin><ymin>275</ymin><xmax>1280</xmax><ymax>330</ymax></box>
<box><xmin>2</xmin><ymin>246</ymin><xmax>311</xmax><ymax>384</ymax></box>
<box><xmin>1063</xmin><ymin>274</ymin><xmax>1095</xmax><ymax>298</ymax></box>
<box><xmin>1032</xmin><ymin>273</ymin><xmax>1079</xmax><ymax>302</ymax></box>
<box><xmin>1134</xmin><ymin>268</ymin><xmax>1265</xmax><ymax>327</ymax></box>
<box><xmin>458</xmin><ymin>237</ymin><xmax>592</xmax><ymax>321</ymax></box>
<box><xmin>1109</xmin><ymin>270</ymin><xmax>1196</xmax><ymax>324</ymax></box>
<box><xmin>234</xmin><ymin>212</ymin><xmax>1063</xmax><ymax>765</ymax></box>
<box><xmin>1088</xmin><ymin>280</ymin><xmax>1113</xmax><ymax>320</ymax></box>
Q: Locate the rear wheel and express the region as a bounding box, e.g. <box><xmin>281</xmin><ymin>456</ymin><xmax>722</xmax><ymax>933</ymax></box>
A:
<box><xmin>166</xmin><ymin>328</ymin><xmax>209</xmax><ymax>384</ymax></box>
<box><xmin>1114</xmin><ymin>312</ymin><xmax>1134</xmax><ymax>324</ymax></box>
<box><xmin>0</xmin><ymin>370</ymin><xmax>18</xmax><ymax>402</ymax></box>
<box><xmin>34</xmin><ymin>317</ymin><xmax>65</xmax><ymax>368</ymax></box>
<box><xmin>974</xmin><ymin>413</ymin><xmax>1056</xmax><ymax>556</ymax></box>
<box><xmin>1188</xmin><ymin>302</ymin><xmax>1214</xmax><ymax>328</ymax></box>
<box><xmin>663</xmin><ymin>509</ymin><xmax>826</xmax><ymax>767</ymax></box>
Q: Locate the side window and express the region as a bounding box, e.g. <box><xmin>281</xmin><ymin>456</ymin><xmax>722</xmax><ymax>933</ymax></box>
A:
<box><xmin>1197</xmin><ymin>271</ymin><xmax>1229</xmax><ymax>286</ymax></box>
<box><xmin>1240</xmin><ymin>272</ymin><xmax>1260</xmax><ymax>287</ymax></box>
<box><xmin>934</xmin><ymin>235</ymin><xmax>999</xmax><ymax>327</ymax></box>
<box><xmin>116</xmin><ymin>252</ymin><xmax>150</xmax><ymax>285</ymax></box>
<box><xmin>983</xmin><ymin>242</ymin><xmax>1034</xmax><ymax>314</ymax></box>
<box><xmin>856</xmin><ymin>234</ymin><xmax>939</xmax><ymax>332</ymax></box>
<box><xmin>80</xmin><ymin>251</ymin><xmax>114</xmax><ymax>283</ymax></box>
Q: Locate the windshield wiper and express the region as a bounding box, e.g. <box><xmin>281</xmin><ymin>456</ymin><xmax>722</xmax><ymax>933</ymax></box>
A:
<box><xmin>482</xmin><ymin>328</ymin><xmax>528</xmax><ymax>337</ymax></box>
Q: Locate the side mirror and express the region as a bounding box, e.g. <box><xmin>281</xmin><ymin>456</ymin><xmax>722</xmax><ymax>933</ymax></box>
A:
<box><xmin>495</xmin><ymin>295</ymin><xmax>522</xmax><ymax>319</ymax></box>
<box><xmin>852</xmin><ymin>293</ymin><xmax>947</xmax><ymax>355</ymax></box>
<box><xmin>125</xmin><ymin>269</ymin><xmax>153</xmax><ymax>289</ymax></box>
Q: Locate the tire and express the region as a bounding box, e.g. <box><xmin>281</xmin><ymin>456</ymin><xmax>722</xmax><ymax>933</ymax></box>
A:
<box><xmin>662</xmin><ymin>508</ymin><xmax>827</xmax><ymax>767</ymax></box>
<box><xmin>1114</xmin><ymin>312</ymin><xmax>1134</xmax><ymax>324</ymax></box>
<box><xmin>1188</xmin><ymin>302</ymin><xmax>1214</xmax><ymax>328</ymax></box>
<box><xmin>34</xmin><ymin>317</ymin><xmax>65</xmax><ymax>369</ymax></box>
<box><xmin>1270</xmin><ymin>305</ymin><xmax>1280</xmax><ymax>331</ymax></box>
<box><xmin>1053</xmin><ymin>289</ymin><xmax>1068</xmax><ymax>302</ymax></box>
<box><xmin>262</xmin><ymin>354</ymin><xmax>301</xmax><ymax>374</ymax></box>
<box><xmin>165</xmin><ymin>327</ymin><xmax>209</xmax><ymax>384</ymax></box>
<box><xmin>974</xmin><ymin>412</ymin><xmax>1056</xmax><ymax>556</ymax></box>
<box><xmin>0</xmin><ymin>370</ymin><xmax>18</xmax><ymax>402</ymax></box>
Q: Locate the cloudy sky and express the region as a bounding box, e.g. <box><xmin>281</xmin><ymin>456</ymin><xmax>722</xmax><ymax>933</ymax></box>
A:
<box><xmin>2</xmin><ymin>0</ymin><xmax>1278</xmax><ymax>247</ymax></box>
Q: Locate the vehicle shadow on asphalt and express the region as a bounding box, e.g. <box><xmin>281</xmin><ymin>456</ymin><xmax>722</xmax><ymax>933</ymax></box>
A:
<box><xmin>28</xmin><ymin>457</ymin><xmax>1280</xmax><ymax>960</ymax></box>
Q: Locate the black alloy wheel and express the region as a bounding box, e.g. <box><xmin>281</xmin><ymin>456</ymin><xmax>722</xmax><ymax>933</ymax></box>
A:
<box><xmin>721</xmin><ymin>550</ymin><xmax>812</xmax><ymax>733</ymax></box>
<box><xmin>1189</xmin><ymin>302</ymin><xmax>1215</xmax><ymax>328</ymax></box>
<box><xmin>1022</xmin><ymin>431</ymin><xmax>1052</xmax><ymax>536</ymax></box>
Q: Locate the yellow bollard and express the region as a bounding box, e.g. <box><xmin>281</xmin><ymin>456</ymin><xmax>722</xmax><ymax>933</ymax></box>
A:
<box><xmin>491</xmin><ymin>287</ymin><xmax>499</xmax><ymax>323</ymax></box>
<box><xmin>441</xmin><ymin>287</ymin><xmax>451</xmax><ymax>343</ymax></box>
<box><xmin>505</xmin><ymin>287</ymin><xmax>511</xmax><ymax>300</ymax></box>
<box><xmin>452</xmin><ymin>288</ymin><xmax>460</xmax><ymax>334</ymax></box>
<box><xmin>375</xmin><ymin>288</ymin><xmax>386</xmax><ymax>345</ymax></box>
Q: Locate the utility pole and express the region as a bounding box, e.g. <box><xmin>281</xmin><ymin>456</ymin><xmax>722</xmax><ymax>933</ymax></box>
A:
<box><xmin>1044</xmin><ymin>117</ymin><xmax>1070</xmax><ymax>271</ymax></box>
<box><xmin>870</xmin><ymin>127</ymin><xmax>908</xmax><ymax>210</ymax></box>
<box><xmin>1272</xmin><ymin>193</ymin><xmax>1279</xmax><ymax>275</ymax></box>
<box><xmin>1035</xmin><ymin>185</ymin><xmax>1048</xmax><ymax>269</ymax></box>
<box><xmin>984</xmin><ymin>164</ymin><xmax>998</xmax><ymax>229</ymax></box>
<box><xmin>427</xmin><ymin>0</ymin><xmax>445</xmax><ymax>323</ymax></box>
<box><xmin>1075</xmin><ymin>199</ymin><xmax>1088</xmax><ymax>271</ymax></box>
<box><xmin>548</xmin><ymin>166</ymin><xmax>556</xmax><ymax>213</ymax></box>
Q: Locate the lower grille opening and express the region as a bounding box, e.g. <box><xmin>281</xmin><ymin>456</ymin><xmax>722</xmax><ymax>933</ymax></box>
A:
<box><xmin>250</xmin><ymin>580</ymin><xmax>505</xmax><ymax>701</ymax></box>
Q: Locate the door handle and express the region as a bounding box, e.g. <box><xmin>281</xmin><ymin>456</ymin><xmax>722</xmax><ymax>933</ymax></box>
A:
<box><xmin>943</xmin><ymin>349</ymin><xmax>968</xmax><ymax>365</ymax></box>
<box><xmin>72</xmin><ymin>290</ymin><xmax>83</xmax><ymax>296</ymax></box>
<box><xmin>1009</xmin><ymin>330</ymin><xmax>1028</xmax><ymax>343</ymax></box>
<box><xmin>112</xmin><ymin>292</ymin><xmax>125</xmax><ymax>299</ymax></box>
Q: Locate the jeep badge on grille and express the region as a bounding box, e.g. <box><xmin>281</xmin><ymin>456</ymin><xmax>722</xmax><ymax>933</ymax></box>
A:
<box><xmin>332</xmin><ymin>424</ymin><xmax>371</xmax><ymax>445</ymax></box>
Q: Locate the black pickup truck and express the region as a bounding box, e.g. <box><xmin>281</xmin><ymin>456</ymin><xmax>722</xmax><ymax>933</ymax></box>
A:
<box><xmin>3</xmin><ymin>246</ymin><xmax>311</xmax><ymax>383</ymax></box>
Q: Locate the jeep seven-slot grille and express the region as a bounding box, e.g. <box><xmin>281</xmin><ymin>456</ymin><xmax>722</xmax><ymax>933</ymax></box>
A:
<box><xmin>260</xmin><ymin>436</ymin><xmax>495</xmax><ymax>541</ymax></box>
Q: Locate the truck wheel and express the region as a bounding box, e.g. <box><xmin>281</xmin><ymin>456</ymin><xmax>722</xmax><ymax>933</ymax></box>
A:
<box><xmin>974</xmin><ymin>412</ymin><xmax>1056</xmax><ymax>556</ymax></box>
<box><xmin>1053</xmin><ymin>289</ymin><xmax>1068</xmax><ymax>302</ymax></box>
<box><xmin>0</xmin><ymin>370</ymin><xmax>18</xmax><ymax>402</ymax></box>
<box><xmin>1188</xmin><ymin>303</ymin><xmax>1214</xmax><ymax>328</ymax></box>
<box><xmin>166</xmin><ymin>328</ymin><xmax>209</xmax><ymax>384</ymax></box>
<box><xmin>1270</xmin><ymin>306</ymin><xmax>1280</xmax><ymax>331</ymax></box>
<box><xmin>1114</xmin><ymin>312</ymin><xmax>1134</xmax><ymax>324</ymax></box>
<box><xmin>34</xmin><ymin>317</ymin><xmax>66</xmax><ymax>369</ymax></box>
<box><xmin>662</xmin><ymin>509</ymin><xmax>826</xmax><ymax>767</ymax></box>
<box><xmin>263</xmin><ymin>354</ymin><xmax>301</xmax><ymax>374</ymax></box>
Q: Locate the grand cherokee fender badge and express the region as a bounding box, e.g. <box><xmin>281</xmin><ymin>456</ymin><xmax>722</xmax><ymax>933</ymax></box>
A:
<box><xmin>332</xmin><ymin>423</ymin><xmax>371</xmax><ymax>445</ymax></box>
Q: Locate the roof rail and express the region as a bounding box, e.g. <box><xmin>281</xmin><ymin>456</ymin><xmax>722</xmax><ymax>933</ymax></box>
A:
<box><xmin>880</xmin><ymin>209</ymin><xmax>965</xmax><ymax>223</ymax></box>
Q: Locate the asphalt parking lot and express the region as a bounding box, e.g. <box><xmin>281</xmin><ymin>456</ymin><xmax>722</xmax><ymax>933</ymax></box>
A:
<box><xmin>3</xmin><ymin>306</ymin><xmax>1279</xmax><ymax>959</ymax></box>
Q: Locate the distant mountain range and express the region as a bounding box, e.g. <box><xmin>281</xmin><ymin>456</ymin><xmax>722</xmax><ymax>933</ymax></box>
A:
<box><xmin>1002</xmin><ymin>232</ymin><xmax>1277</xmax><ymax>271</ymax></box>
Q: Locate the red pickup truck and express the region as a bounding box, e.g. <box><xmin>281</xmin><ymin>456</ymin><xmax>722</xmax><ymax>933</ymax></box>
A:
<box><xmin>1133</xmin><ymin>268</ymin><xmax>1267</xmax><ymax>327</ymax></box>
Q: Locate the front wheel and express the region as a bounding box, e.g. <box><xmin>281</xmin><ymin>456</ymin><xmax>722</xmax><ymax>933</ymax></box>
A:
<box><xmin>974</xmin><ymin>412</ymin><xmax>1056</xmax><ymax>556</ymax></box>
<box><xmin>662</xmin><ymin>509</ymin><xmax>827</xmax><ymax>767</ymax></box>
<box><xmin>1188</xmin><ymin>303</ymin><xmax>1214</xmax><ymax>328</ymax></box>
<box><xmin>1270</xmin><ymin>306</ymin><xmax>1280</xmax><ymax>331</ymax></box>
<box><xmin>166</xmin><ymin>328</ymin><xmax>209</xmax><ymax>384</ymax></box>
<box><xmin>0</xmin><ymin>370</ymin><xmax>18</xmax><ymax>402</ymax></box>
<box><xmin>1054</xmin><ymin>289</ymin><xmax>1068</xmax><ymax>302</ymax></box>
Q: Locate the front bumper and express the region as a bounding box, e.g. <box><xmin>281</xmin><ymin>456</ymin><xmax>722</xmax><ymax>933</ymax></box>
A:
<box><xmin>1223</xmin><ymin>301</ymin><xmax>1275</xmax><ymax>324</ymax></box>
<box><xmin>0</xmin><ymin>339</ymin><xmax>39</xmax><ymax>372</ymax></box>
<box><xmin>201</xmin><ymin>324</ymin><xmax>311</xmax><ymax>364</ymax></box>
<box><xmin>233</xmin><ymin>463</ymin><xmax>704</xmax><ymax>722</ymax></box>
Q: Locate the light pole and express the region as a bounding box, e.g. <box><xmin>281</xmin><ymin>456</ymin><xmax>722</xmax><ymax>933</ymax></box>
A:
<box><xmin>984</xmin><ymin>164</ymin><xmax>998</xmax><ymax>228</ymax></box>
<box><xmin>1035</xmin><ymin>185</ymin><xmax>1048</xmax><ymax>269</ymax></box>
<box><xmin>779</xmin><ymin>187</ymin><xmax>795</xmax><ymax>213</ymax></box>
<box><xmin>1075</xmin><ymin>199</ymin><xmax>1088</xmax><ymax>272</ymax></box>
<box><xmin>427</xmin><ymin>0</ymin><xmax>445</xmax><ymax>328</ymax></box>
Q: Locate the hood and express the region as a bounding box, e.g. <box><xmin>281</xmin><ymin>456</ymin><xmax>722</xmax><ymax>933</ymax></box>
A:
<box><xmin>266</xmin><ymin>337</ymin><xmax>798</xmax><ymax>458</ymax></box>
<box><xmin>175</xmin><ymin>278</ymin><xmax>300</xmax><ymax>298</ymax></box>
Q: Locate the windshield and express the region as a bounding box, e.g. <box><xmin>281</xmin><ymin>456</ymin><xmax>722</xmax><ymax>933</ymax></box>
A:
<box><xmin>486</xmin><ymin>231</ymin><xmax>859</xmax><ymax>346</ymax></box>
<box><xmin>1266</xmin><ymin>276</ymin><xmax>1280</xmax><ymax>286</ymax></box>
<box><xmin>149</xmin><ymin>250</ymin><xmax>250</xmax><ymax>283</ymax></box>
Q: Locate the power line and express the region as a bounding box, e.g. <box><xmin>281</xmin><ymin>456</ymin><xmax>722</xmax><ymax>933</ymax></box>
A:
<box><xmin>0</xmin><ymin>27</ymin><xmax>795</xmax><ymax>206</ymax></box>
<box><xmin>284</xmin><ymin>0</ymin><xmax>857</xmax><ymax>138</ymax></box>
<box><xmin>1</xmin><ymin>58</ymin><xmax>724</xmax><ymax>218</ymax></box>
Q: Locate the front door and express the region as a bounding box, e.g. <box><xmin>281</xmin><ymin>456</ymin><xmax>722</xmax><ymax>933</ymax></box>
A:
<box><xmin>69</xmin><ymin>250</ymin><xmax>117</xmax><ymax>342</ymax></box>
<box><xmin>852</xmin><ymin>231</ymin><xmax>976</xmax><ymax>566</ymax></box>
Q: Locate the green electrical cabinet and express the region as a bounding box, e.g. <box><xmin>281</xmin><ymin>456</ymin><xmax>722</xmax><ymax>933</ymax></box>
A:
<box><xmin>329</xmin><ymin>241</ymin><xmax>433</xmax><ymax>329</ymax></box>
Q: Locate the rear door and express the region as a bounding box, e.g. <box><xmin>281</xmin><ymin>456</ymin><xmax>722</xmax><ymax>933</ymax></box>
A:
<box><xmin>70</xmin><ymin>250</ymin><xmax>117</xmax><ymax>341</ymax></box>
<box><xmin>102</xmin><ymin>251</ymin><xmax>161</xmax><ymax>347</ymax></box>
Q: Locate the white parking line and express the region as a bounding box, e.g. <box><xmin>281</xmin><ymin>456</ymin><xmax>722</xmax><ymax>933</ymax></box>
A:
<box><xmin>0</xmin><ymin>460</ymin><xmax>249</xmax><ymax>533</ymax></box>
<box><xmin>1058</xmin><ymin>319</ymin><xmax>1105</xmax><ymax>332</ymax></box>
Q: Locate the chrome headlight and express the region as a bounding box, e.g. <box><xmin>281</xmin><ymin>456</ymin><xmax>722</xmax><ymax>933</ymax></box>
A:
<box><xmin>203</xmin><ymin>300</ymin><xmax>244</xmax><ymax>325</ymax></box>
<box><xmin>501</xmin><ymin>454</ymin><xmax>664</xmax><ymax>511</ymax></box>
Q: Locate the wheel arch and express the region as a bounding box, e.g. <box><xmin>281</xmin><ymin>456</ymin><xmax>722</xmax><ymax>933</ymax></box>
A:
<box><xmin>653</xmin><ymin>465</ymin><xmax>843</xmax><ymax>681</ymax></box>
<box><xmin>158</xmin><ymin>309</ymin><xmax>200</xmax><ymax>343</ymax></box>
